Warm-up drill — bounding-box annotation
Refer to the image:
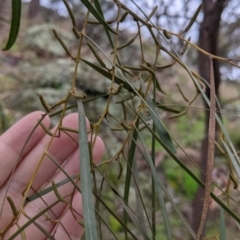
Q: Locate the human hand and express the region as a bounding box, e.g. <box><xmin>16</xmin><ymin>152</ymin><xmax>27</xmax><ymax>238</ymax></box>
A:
<box><xmin>0</xmin><ymin>111</ymin><xmax>105</xmax><ymax>240</ymax></box>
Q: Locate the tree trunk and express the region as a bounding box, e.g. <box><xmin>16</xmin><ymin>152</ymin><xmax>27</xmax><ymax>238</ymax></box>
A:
<box><xmin>28</xmin><ymin>0</ymin><xmax>40</xmax><ymax>19</ymax></box>
<box><xmin>191</xmin><ymin>0</ymin><xmax>226</xmax><ymax>236</ymax></box>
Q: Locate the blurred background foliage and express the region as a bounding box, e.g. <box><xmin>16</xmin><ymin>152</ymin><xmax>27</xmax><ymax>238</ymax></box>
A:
<box><xmin>1</xmin><ymin>0</ymin><xmax>240</xmax><ymax>239</ymax></box>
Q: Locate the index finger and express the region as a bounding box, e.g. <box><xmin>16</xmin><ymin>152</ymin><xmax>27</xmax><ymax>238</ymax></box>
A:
<box><xmin>0</xmin><ymin>111</ymin><xmax>50</xmax><ymax>187</ymax></box>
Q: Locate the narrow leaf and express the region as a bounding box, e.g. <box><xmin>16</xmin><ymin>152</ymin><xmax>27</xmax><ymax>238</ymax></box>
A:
<box><xmin>136</xmin><ymin>112</ymin><xmax>240</xmax><ymax>224</ymax></box>
<box><xmin>180</xmin><ymin>37</ymin><xmax>191</xmax><ymax>55</ymax></box>
<box><xmin>137</xmin><ymin>130</ymin><xmax>195</xmax><ymax>238</ymax></box>
<box><xmin>2</xmin><ymin>0</ymin><xmax>21</xmax><ymax>50</ymax></box>
<box><xmin>221</xmin><ymin>139</ymin><xmax>240</xmax><ymax>179</ymax></box>
<box><xmin>78</xmin><ymin>100</ymin><xmax>98</xmax><ymax>240</ymax></box>
<box><xmin>82</xmin><ymin>59</ymin><xmax>135</xmax><ymax>92</ymax></box>
<box><xmin>80</xmin><ymin>0</ymin><xmax>116</xmax><ymax>34</ymax></box>
<box><xmin>156</xmin><ymin>104</ymin><xmax>181</xmax><ymax>114</ymax></box>
<box><xmin>182</xmin><ymin>4</ymin><xmax>202</xmax><ymax>33</ymax></box>
<box><xmin>137</xmin><ymin>131</ymin><xmax>172</xmax><ymax>240</ymax></box>
<box><xmin>110</xmin><ymin>186</ymin><xmax>150</xmax><ymax>240</ymax></box>
<box><xmin>63</xmin><ymin>0</ymin><xmax>77</xmax><ymax>27</ymax></box>
<box><xmin>219</xmin><ymin>207</ymin><xmax>226</xmax><ymax>240</ymax></box>
<box><xmin>146</xmin><ymin>95</ymin><xmax>176</xmax><ymax>153</ymax></box>
<box><xmin>93</xmin><ymin>0</ymin><xmax>118</xmax><ymax>57</ymax></box>
<box><xmin>132</xmin><ymin>157</ymin><xmax>148</xmax><ymax>235</ymax></box>
<box><xmin>124</xmin><ymin>118</ymin><xmax>139</xmax><ymax>238</ymax></box>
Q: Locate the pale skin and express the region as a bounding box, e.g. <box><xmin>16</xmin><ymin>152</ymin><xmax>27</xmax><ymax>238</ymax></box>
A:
<box><xmin>0</xmin><ymin>111</ymin><xmax>105</xmax><ymax>240</ymax></box>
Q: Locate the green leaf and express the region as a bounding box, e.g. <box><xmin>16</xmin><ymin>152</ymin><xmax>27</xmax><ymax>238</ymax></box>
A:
<box><xmin>2</xmin><ymin>0</ymin><xmax>21</xmax><ymax>51</ymax></box>
<box><xmin>78</xmin><ymin>100</ymin><xmax>98</xmax><ymax>240</ymax></box>
<box><xmin>219</xmin><ymin>207</ymin><xmax>226</xmax><ymax>240</ymax></box>
<box><xmin>154</xmin><ymin>75</ymin><xmax>165</xmax><ymax>94</ymax></box>
<box><xmin>138</xmin><ymin>113</ymin><xmax>240</xmax><ymax>224</ymax></box>
<box><xmin>82</xmin><ymin>59</ymin><xmax>135</xmax><ymax>92</ymax></box>
<box><xmin>123</xmin><ymin>119</ymin><xmax>139</xmax><ymax>238</ymax></box>
<box><xmin>221</xmin><ymin>139</ymin><xmax>240</xmax><ymax>179</ymax></box>
<box><xmin>136</xmin><ymin>130</ymin><xmax>172</xmax><ymax>240</ymax></box>
<box><xmin>80</xmin><ymin>0</ymin><xmax>116</xmax><ymax>34</ymax></box>
<box><xmin>146</xmin><ymin>95</ymin><xmax>176</xmax><ymax>153</ymax></box>
<box><xmin>132</xmin><ymin>128</ymin><xmax>196</xmax><ymax>239</ymax></box>
<box><xmin>109</xmin><ymin>184</ymin><xmax>150</xmax><ymax>239</ymax></box>
<box><xmin>156</xmin><ymin>104</ymin><xmax>181</xmax><ymax>114</ymax></box>
<box><xmin>132</xmin><ymin>155</ymin><xmax>148</xmax><ymax>236</ymax></box>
